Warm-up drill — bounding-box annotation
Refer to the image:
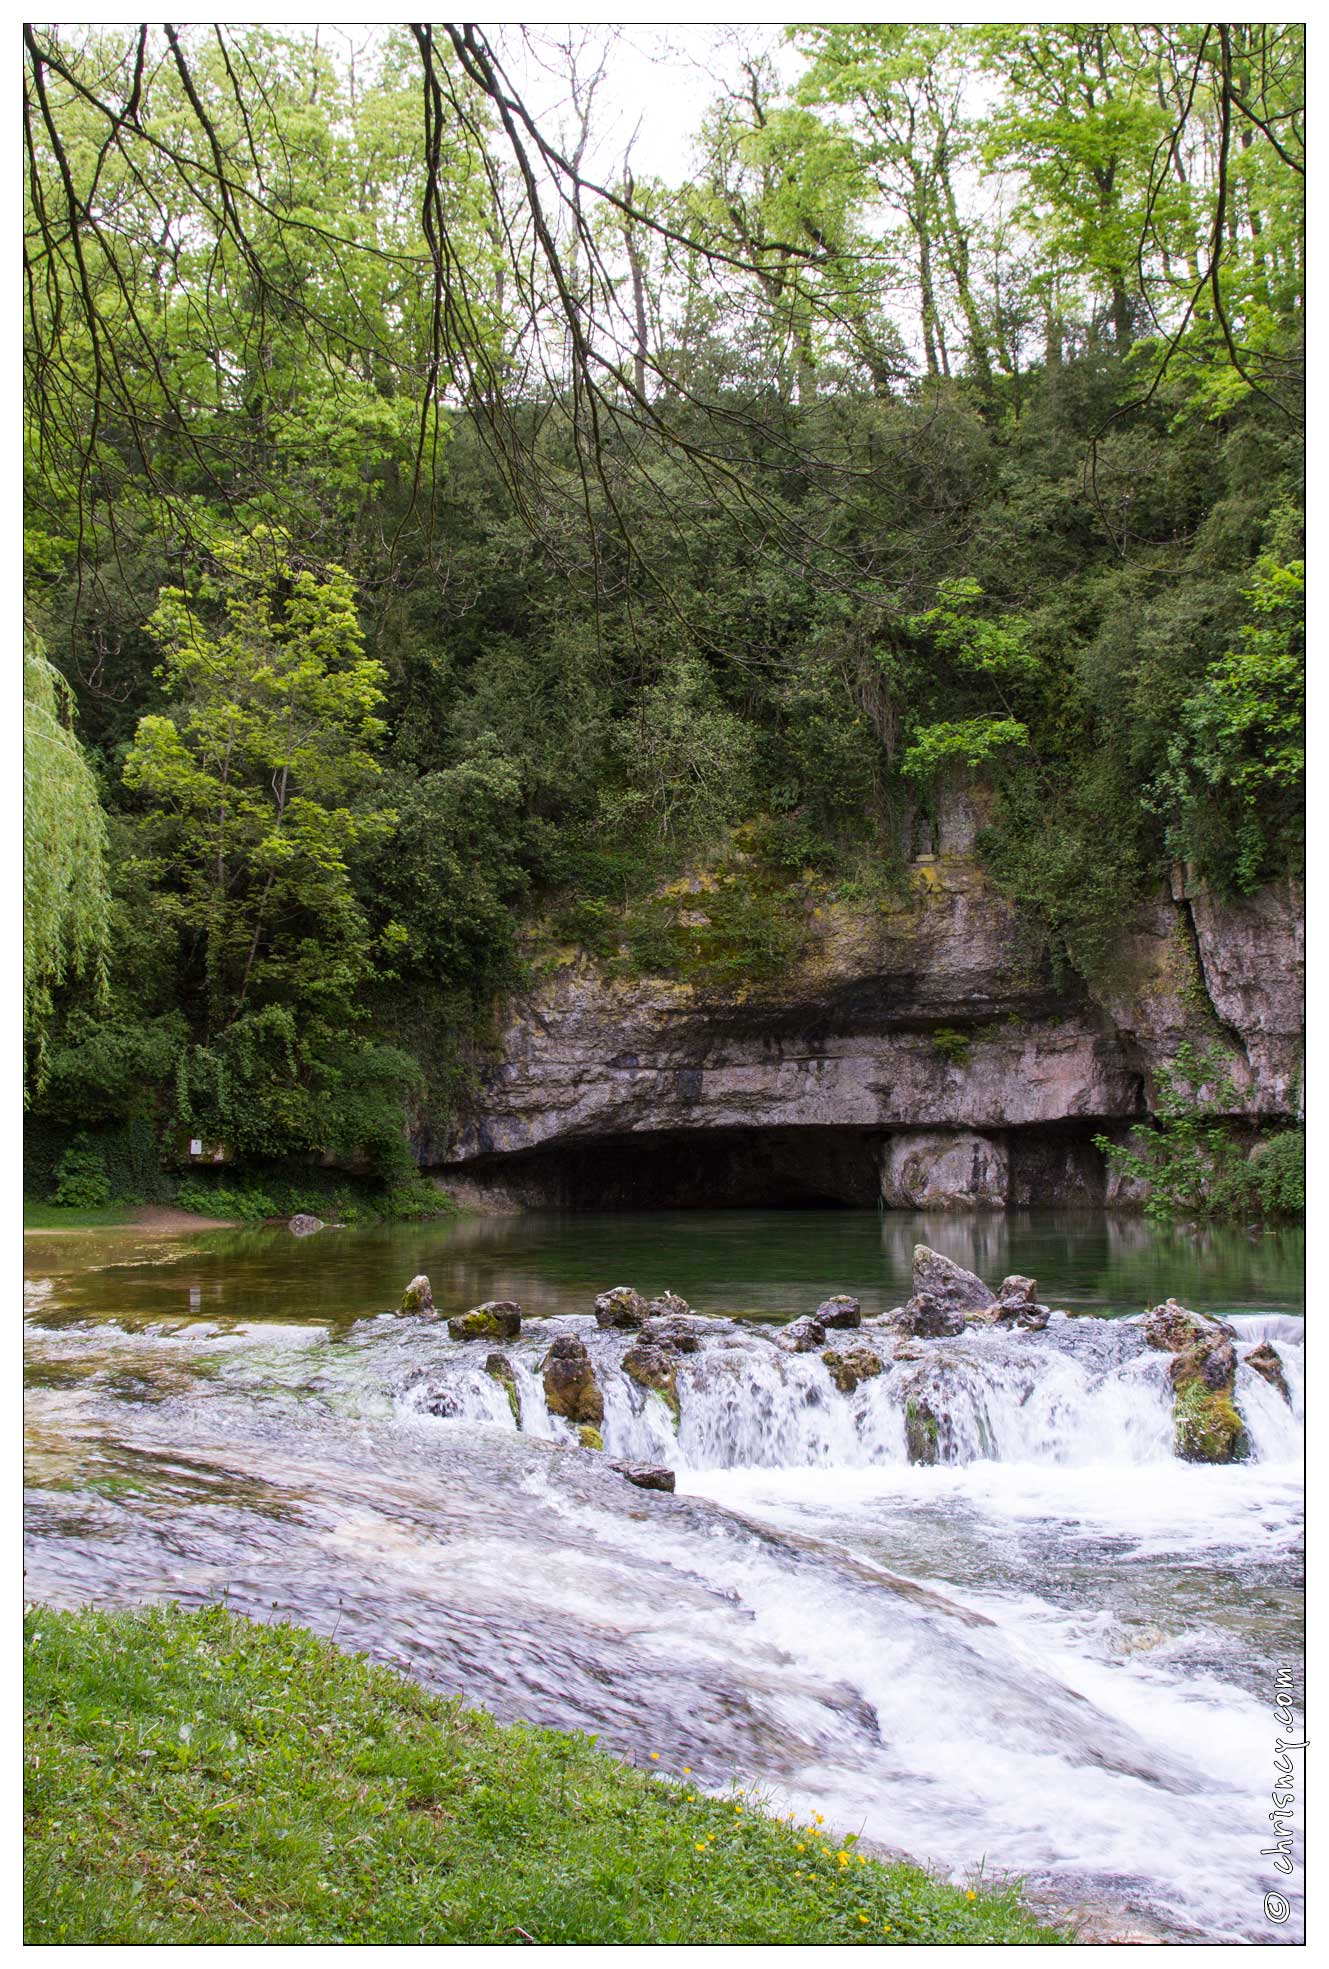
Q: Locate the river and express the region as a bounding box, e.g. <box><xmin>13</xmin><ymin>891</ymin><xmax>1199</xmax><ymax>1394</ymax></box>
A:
<box><xmin>24</xmin><ymin>1208</ymin><xmax>1304</xmax><ymax>1943</ymax></box>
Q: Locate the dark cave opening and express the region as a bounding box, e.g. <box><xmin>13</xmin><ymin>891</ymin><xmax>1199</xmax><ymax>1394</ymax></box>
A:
<box><xmin>439</xmin><ymin>1121</ymin><xmax>1114</xmax><ymax>1212</ymax></box>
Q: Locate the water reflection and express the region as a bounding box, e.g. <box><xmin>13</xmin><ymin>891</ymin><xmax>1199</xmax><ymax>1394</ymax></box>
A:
<box><xmin>23</xmin><ymin>1207</ymin><xmax>1302</xmax><ymax>1335</ymax></box>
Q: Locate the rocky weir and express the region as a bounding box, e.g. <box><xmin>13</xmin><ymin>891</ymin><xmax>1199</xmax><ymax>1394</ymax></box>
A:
<box><xmin>398</xmin><ymin>1247</ymin><xmax>1302</xmax><ymax>1474</ymax></box>
<box><xmin>423</xmin><ymin>851</ymin><xmax>1303</xmax><ymax>1212</ymax></box>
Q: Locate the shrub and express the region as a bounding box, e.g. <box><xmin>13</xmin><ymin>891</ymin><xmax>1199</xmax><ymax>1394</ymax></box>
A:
<box><xmin>52</xmin><ymin>1137</ymin><xmax>112</xmax><ymax>1210</ymax></box>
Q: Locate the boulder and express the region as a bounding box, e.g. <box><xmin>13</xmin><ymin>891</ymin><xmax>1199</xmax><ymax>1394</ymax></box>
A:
<box><xmin>822</xmin><ymin>1346</ymin><xmax>884</xmax><ymax>1395</ymax></box>
<box><xmin>639</xmin><ymin>1315</ymin><xmax>705</xmax><ymax>1354</ymax></box>
<box><xmin>542</xmin><ymin>1334</ymin><xmax>604</xmax><ymax>1428</ymax></box>
<box><xmin>448</xmin><ymin>1300</ymin><xmax>522</xmax><ymax>1341</ymax></box>
<box><xmin>776</xmin><ymin>1315</ymin><xmax>827</xmax><ymax>1353</ymax></box>
<box><xmin>815</xmin><ymin>1294</ymin><xmax>862</xmax><ymax>1329</ymax></box>
<box><xmin>1142</xmin><ymin>1298</ymin><xmax>1234</xmax><ymax>1354</ymax></box>
<box><xmin>621</xmin><ymin>1343</ymin><xmax>680</xmax><ymax>1426</ymax></box>
<box><xmin>895</xmin><ymin>1294</ymin><xmax>966</xmax><ymax>1339</ymax></box>
<box><xmin>609</xmin><ymin>1462</ymin><xmax>676</xmax><ymax>1493</ymax></box>
<box><xmin>288</xmin><ymin>1213</ymin><xmax>325</xmax><ymax>1237</ymax></box>
<box><xmin>904</xmin><ymin>1396</ymin><xmax>944</xmax><ymax>1465</ymax></box>
<box><xmin>911</xmin><ymin>1246</ymin><xmax>992</xmax><ymax>1314</ymax></box>
<box><xmin>401</xmin><ymin>1274</ymin><xmax>434</xmax><ymax>1315</ymax></box>
<box><xmin>997</xmin><ymin>1274</ymin><xmax>1037</xmax><ymax>1306</ymax></box>
<box><xmin>594</xmin><ymin>1286</ymin><xmax>649</xmax><ymax>1330</ymax></box>
<box><xmin>1244</xmin><ymin>1340</ymin><xmax>1290</xmax><ymax>1403</ymax></box>
<box><xmin>485</xmin><ymin>1352</ymin><xmax>521</xmax><ymax>1425</ymax></box>
<box><xmin>645</xmin><ymin>1291</ymin><xmax>692</xmax><ymax>1320</ymax></box>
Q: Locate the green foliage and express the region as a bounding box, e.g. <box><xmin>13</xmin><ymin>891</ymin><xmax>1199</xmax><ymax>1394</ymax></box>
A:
<box><xmin>1150</xmin><ymin>556</ymin><xmax>1304</xmax><ymax>891</ymax></box>
<box><xmin>23</xmin><ymin>636</ymin><xmax>110</xmax><ymax>1078</ymax></box>
<box><xmin>52</xmin><ymin>1138</ymin><xmax>112</xmax><ymax>1211</ymax></box>
<box><xmin>175</xmin><ymin>1182</ymin><xmax>276</xmax><ymax>1224</ymax></box>
<box><xmin>929</xmin><ymin>1028</ymin><xmax>972</xmax><ymax>1067</ymax></box>
<box><xmin>24</xmin><ymin>1604</ymin><xmax>1066</xmax><ymax>1945</ymax></box>
<box><xmin>1092</xmin><ymin>1044</ymin><xmax>1302</xmax><ymax>1224</ymax></box>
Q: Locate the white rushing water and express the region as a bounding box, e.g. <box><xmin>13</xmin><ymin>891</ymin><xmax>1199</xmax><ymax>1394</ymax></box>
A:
<box><xmin>24</xmin><ymin>1302</ymin><xmax>1304</xmax><ymax>1943</ymax></box>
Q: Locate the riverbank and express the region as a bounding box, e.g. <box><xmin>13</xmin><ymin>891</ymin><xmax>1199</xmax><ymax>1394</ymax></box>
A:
<box><xmin>24</xmin><ymin>1203</ymin><xmax>240</xmax><ymax>1234</ymax></box>
<box><xmin>24</xmin><ymin>1604</ymin><xmax>1062</xmax><ymax>1946</ymax></box>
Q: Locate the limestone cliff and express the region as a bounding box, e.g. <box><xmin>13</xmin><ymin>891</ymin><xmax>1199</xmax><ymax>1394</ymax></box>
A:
<box><xmin>428</xmin><ymin>847</ymin><xmax>1302</xmax><ymax>1211</ymax></box>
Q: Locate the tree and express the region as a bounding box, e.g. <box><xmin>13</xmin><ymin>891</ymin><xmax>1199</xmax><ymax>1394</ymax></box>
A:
<box><xmin>23</xmin><ymin>633</ymin><xmax>110</xmax><ymax>1079</ymax></box>
<box><xmin>121</xmin><ymin>528</ymin><xmax>403</xmax><ymax>1156</ymax></box>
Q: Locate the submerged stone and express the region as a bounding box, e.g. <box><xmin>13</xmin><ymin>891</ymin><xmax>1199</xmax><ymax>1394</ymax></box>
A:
<box><xmin>776</xmin><ymin>1315</ymin><xmax>826</xmax><ymax>1353</ymax></box>
<box><xmin>895</xmin><ymin>1293</ymin><xmax>966</xmax><ymax>1339</ymax></box>
<box><xmin>821</xmin><ymin>1345</ymin><xmax>883</xmax><ymax>1394</ymax></box>
<box><xmin>288</xmin><ymin>1214</ymin><xmax>325</xmax><ymax>1237</ymax></box>
<box><xmin>815</xmin><ymin>1294</ymin><xmax>862</xmax><ymax>1329</ymax></box>
<box><xmin>621</xmin><ymin>1342</ymin><xmax>680</xmax><ymax>1426</ymax></box>
<box><xmin>484</xmin><ymin>1351</ymin><xmax>521</xmax><ymax>1425</ymax></box>
<box><xmin>401</xmin><ymin>1274</ymin><xmax>434</xmax><ymax>1315</ymax></box>
<box><xmin>448</xmin><ymin>1300</ymin><xmax>522</xmax><ymax>1341</ymax></box>
<box><xmin>911</xmin><ymin>1246</ymin><xmax>992</xmax><ymax>1314</ymax></box>
<box><xmin>543</xmin><ymin>1333</ymin><xmax>604</xmax><ymax>1427</ymax></box>
<box><xmin>594</xmin><ymin>1286</ymin><xmax>649</xmax><ymax>1329</ymax></box>
<box><xmin>609</xmin><ymin>1461</ymin><xmax>675</xmax><ymax>1493</ymax></box>
<box><xmin>1244</xmin><ymin>1340</ymin><xmax>1290</xmax><ymax>1403</ymax></box>
<box><xmin>639</xmin><ymin>1315</ymin><xmax>705</xmax><ymax>1353</ymax></box>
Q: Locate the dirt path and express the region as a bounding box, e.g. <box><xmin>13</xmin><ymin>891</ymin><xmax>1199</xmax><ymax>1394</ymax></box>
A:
<box><xmin>25</xmin><ymin>1207</ymin><xmax>239</xmax><ymax>1238</ymax></box>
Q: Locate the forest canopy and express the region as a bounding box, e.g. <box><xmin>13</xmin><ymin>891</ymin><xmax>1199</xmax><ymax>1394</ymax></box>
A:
<box><xmin>22</xmin><ymin>21</ymin><xmax>1304</xmax><ymax>1191</ymax></box>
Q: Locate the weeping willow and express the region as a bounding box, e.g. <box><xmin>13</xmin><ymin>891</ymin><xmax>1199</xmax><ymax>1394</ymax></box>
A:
<box><xmin>24</xmin><ymin>634</ymin><xmax>110</xmax><ymax>1082</ymax></box>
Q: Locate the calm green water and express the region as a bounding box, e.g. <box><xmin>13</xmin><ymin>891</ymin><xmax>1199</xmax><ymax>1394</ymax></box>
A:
<box><xmin>24</xmin><ymin>1208</ymin><xmax>1303</xmax><ymax>1331</ymax></box>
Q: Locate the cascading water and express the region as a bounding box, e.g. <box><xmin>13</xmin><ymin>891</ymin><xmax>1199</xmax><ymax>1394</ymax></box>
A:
<box><xmin>24</xmin><ymin>1267</ymin><xmax>1303</xmax><ymax>1945</ymax></box>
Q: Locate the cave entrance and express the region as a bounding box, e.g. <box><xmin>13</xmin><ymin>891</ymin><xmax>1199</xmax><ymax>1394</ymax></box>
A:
<box><xmin>442</xmin><ymin>1126</ymin><xmax>889</xmax><ymax>1211</ymax></box>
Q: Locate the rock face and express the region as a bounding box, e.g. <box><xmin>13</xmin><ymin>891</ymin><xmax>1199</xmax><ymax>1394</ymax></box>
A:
<box><xmin>542</xmin><ymin>1334</ymin><xmax>604</xmax><ymax>1427</ymax></box>
<box><xmin>421</xmin><ymin>846</ymin><xmax>1302</xmax><ymax>1211</ymax></box>
<box><xmin>448</xmin><ymin>1301</ymin><xmax>522</xmax><ymax>1341</ymax></box>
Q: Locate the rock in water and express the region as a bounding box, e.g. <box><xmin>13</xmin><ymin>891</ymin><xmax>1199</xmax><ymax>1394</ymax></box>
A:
<box><xmin>894</xmin><ymin>1294</ymin><xmax>966</xmax><ymax>1339</ymax></box>
<box><xmin>911</xmin><ymin>1246</ymin><xmax>992</xmax><ymax>1314</ymax></box>
<box><xmin>287</xmin><ymin>1213</ymin><xmax>324</xmax><ymax>1237</ymax></box>
<box><xmin>1244</xmin><ymin>1340</ymin><xmax>1290</xmax><ymax>1403</ymax></box>
<box><xmin>609</xmin><ymin>1462</ymin><xmax>676</xmax><ymax>1493</ymax></box>
<box><xmin>1142</xmin><ymin>1298</ymin><xmax>1234</xmax><ymax>1353</ymax></box>
<box><xmin>645</xmin><ymin>1291</ymin><xmax>691</xmax><ymax>1320</ymax></box>
<box><xmin>822</xmin><ymin>1346</ymin><xmax>883</xmax><ymax>1394</ymax></box>
<box><xmin>904</xmin><ymin>1395</ymin><xmax>944</xmax><ymax>1465</ymax></box>
<box><xmin>448</xmin><ymin>1300</ymin><xmax>522</xmax><ymax>1341</ymax></box>
<box><xmin>621</xmin><ymin>1343</ymin><xmax>680</xmax><ymax>1426</ymax></box>
<box><xmin>578</xmin><ymin>1424</ymin><xmax>604</xmax><ymax>1451</ymax></box>
<box><xmin>1139</xmin><ymin>1301</ymin><xmax>1247</xmax><ymax>1463</ymax></box>
<box><xmin>776</xmin><ymin>1315</ymin><xmax>827</xmax><ymax>1352</ymax></box>
<box><xmin>401</xmin><ymin>1274</ymin><xmax>434</xmax><ymax>1315</ymax></box>
<box><xmin>543</xmin><ymin>1334</ymin><xmax>604</xmax><ymax>1428</ymax></box>
<box><xmin>997</xmin><ymin>1274</ymin><xmax>1037</xmax><ymax>1305</ymax></box>
<box><xmin>815</xmin><ymin>1294</ymin><xmax>862</xmax><ymax>1329</ymax></box>
<box><xmin>484</xmin><ymin>1352</ymin><xmax>521</xmax><ymax>1425</ymax></box>
<box><xmin>594</xmin><ymin>1286</ymin><xmax>649</xmax><ymax>1329</ymax></box>
<box><xmin>638</xmin><ymin>1315</ymin><xmax>705</xmax><ymax>1353</ymax></box>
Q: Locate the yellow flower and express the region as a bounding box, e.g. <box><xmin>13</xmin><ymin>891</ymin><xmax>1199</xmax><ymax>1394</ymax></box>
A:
<box><xmin>694</xmin><ymin>1843</ymin><xmax>706</xmax><ymax>1853</ymax></box>
<box><xmin>650</xmin><ymin>1751</ymin><xmax>660</xmax><ymax>1761</ymax></box>
<box><xmin>813</xmin><ymin>1812</ymin><xmax>824</xmax><ymax>1824</ymax></box>
<box><xmin>796</xmin><ymin>1843</ymin><xmax>805</xmax><ymax>1852</ymax></box>
<box><xmin>683</xmin><ymin>1766</ymin><xmax>691</xmax><ymax>1775</ymax></box>
<box><xmin>966</xmin><ymin>1890</ymin><xmax>976</xmax><ymax>1902</ymax></box>
<box><xmin>859</xmin><ymin>1914</ymin><xmax>869</xmax><ymax>1925</ymax></box>
<box><xmin>686</xmin><ymin>1794</ymin><xmax>696</xmax><ymax>1802</ymax></box>
<box><xmin>883</xmin><ymin>1923</ymin><xmax>892</xmax><ymax>1933</ymax></box>
<box><xmin>857</xmin><ymin>1856</ymin><xmax>865</xmax><ymax>1866</ymax></box>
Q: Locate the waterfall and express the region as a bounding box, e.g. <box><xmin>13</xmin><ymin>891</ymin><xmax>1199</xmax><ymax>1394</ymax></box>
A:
<box><xmin>399</xmin><ymin>1313</ymin><xmax>1304</xmax><ymax>1472</ymax></box>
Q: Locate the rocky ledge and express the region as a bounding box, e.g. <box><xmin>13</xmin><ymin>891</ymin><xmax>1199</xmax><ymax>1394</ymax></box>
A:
<box><xmin>422</xmin><ymin>838</ymin><xmax>1302</xmax><ymax>1211</ymax></box>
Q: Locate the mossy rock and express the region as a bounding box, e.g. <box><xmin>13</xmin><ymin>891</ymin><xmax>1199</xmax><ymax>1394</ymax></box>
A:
<box><xmin>484</xmin><ymin>1352</ymin><xmax>521</xmax><ymax>1426</ymax></box>
<box><xmin>822</xmin><ymin>1346</ymin><xmax>883</xmax><ymax>1395</ymax></box>
<box><xmin>593</xmin><ymin>1286</ymin><xmax>648</xmax><ymax>1330</ymax></box>
<box><xmin>1172</xmin><ymin>1371</ymin><xmax>1248</xmax><ymax>1463</ymax></box>
<box><xmin>542</xmin><ymin>1334</ymin><xmax>604</xmax><ymax>1428</ymax></box>
<box><xmin>401</xmin><ymin>1274</ymin><xmax>434</xmax><ymax>1315</ymax></box>
<box><xmin>449</xmin><ymin>1301</ymin><xmax>522</xmax><ymax>1341</ymax></box>
<box><xmin>904</xmin><ymin>1395</ymin><xmax>942</xmax><ymax>1466</ymax></box>
<box><xmin>578</xmin><ymin>1424</ymin><xmax>604</xmax><ymax>1451</ymax></box>
<box><xmin>621</xmin><ymin>1343</ymin><xmax>680</xmax><ymax>1429</ymax></box>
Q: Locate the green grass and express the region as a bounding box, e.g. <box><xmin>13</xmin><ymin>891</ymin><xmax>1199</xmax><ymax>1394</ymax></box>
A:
<box><xmin>25</xmin><ymin>1604</ymin><xmax>1065</xmax><ymax>1946</ymax></box>
<box><xmin>23</xmin><ymin>1200</ymin><xmax>140</xmax><ymax>1230</ymax></box>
